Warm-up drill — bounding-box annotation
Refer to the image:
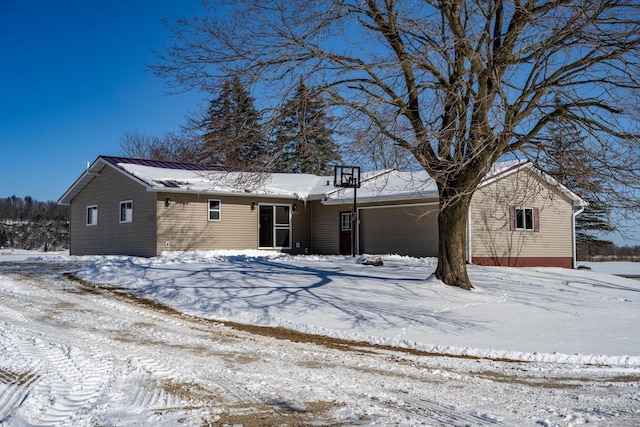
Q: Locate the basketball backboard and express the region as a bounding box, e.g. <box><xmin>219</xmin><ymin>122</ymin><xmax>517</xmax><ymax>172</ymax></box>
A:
<box><xmin>334</xmin><ymin>165</ymin><xmax>361</xmax><ymax>188</ymax></box>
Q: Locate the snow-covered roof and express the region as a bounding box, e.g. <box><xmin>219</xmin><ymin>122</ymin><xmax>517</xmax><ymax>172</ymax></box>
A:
<box><xmin>58</xmin><ymin>156</ymin><xmax>585</xmax><ymax>206</ymax></box>
<box><xmin>321</xmin><ymin>160</ymin><xmax>536</xmax><ymax>205</ymax></box>
<box><xmin>119</xmin><ymin>162</ymin><xmax>326</xmax><ymax>199</ymax></box>
<box><xmin>58</xmin><ymin>156</ymin><xmax>334</xmax><ymax>205</ymax></box>
<box><xmin>322</xmin><ymin>169</ymin><xmax>437</xmax><ymax>205</ymax></box>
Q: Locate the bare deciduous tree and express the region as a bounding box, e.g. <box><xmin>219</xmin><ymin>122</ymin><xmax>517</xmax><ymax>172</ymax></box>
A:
<box><xmin>118</xmin><ymin>131</ymin><xmax>162</xmax><ymax>160</ymax></box>
<box><xmin>153</xmin><ymin>0</ymin><xmax>640</xmax><ymax>289</ymax></box>
<box><xmin>119</xmin><ymin>130</ymin><xmax>204</xmax><ymax>164</ymax></box>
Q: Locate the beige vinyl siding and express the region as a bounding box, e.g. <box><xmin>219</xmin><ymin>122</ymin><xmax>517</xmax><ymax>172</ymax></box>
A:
<box><xmin>157</xmin><ymin>194</ymin><xmax>312</xmax><ymax>254</ymax></box>
<box><xmin>311</xmin><ymin>199</ymin><xmax>440</xmax><ymax>256</ymax></box>
<box><xmin>291</xmin><ymin>201</ymin><xmax>312</xmax><ymax>254</ymax></box>
<box><xmin>69</xmin><ymin>166</ymin><xmax>157</xmax><ymax>256</ymax></box>
<box><xmin>310</xmin><ymin>201</ymin><xmax>343</xmax><ymax>254</ymax></box>
<box><xmin>470</xmin><ymin>167</ymin><xmax>574</xmax><ymax>260</ymax></box>
<box><xmin>360</xmin><ymin>204</ymin><xmax>439</xmax><ymax>257</ymax></box>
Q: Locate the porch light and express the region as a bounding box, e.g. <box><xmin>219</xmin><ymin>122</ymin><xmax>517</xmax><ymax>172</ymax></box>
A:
<box><xmin>251</xmin><ymin>201</ymin><xmax>256</xmax><ymax>210</ymax></box>
<box><xmin>165</xmin><ymin>197</ymin><xmax>170</xmax><ymax>207</ymax></box>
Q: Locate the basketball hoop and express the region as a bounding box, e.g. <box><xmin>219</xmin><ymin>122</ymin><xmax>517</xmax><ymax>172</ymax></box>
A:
<box><xmin>334</xmin><ymin>165</ymin><xmax>361</xmax><ymax>257</ymax></box>
<box><xmin>334</xmin><ymin>165</ymin><xmax>361</xmax><ymax>189</ymax></box>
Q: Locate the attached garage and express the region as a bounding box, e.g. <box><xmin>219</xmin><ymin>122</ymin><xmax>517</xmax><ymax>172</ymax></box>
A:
<box><xmin>359</xmin><ymin>203</ymin><xmax>439</xmax><ymax>257</ymax></box>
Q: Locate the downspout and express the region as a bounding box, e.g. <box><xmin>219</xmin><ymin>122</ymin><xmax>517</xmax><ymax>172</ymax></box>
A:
<box><xmin>572</xmin><ymin>205</ymin><xmax>585</xmax><ymax>269</ymax></box>
<box><xmin>467</xmin><ymin>207</ymin><xmax>473</xmax><ymax>264</ymax></box>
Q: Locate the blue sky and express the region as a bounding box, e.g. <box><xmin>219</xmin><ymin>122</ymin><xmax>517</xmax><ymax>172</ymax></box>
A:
<box><xmin>0</xmin><ymin>0</ymin><xmax>205</xmax><ymax>202</ymax></box>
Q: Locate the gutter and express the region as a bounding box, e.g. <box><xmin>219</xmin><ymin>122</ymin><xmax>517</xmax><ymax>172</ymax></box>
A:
<box><xmin>149</xmin><ymin>187</ymin><xmax>304</xmax><ymax>201</ymax></box>
<box><xmin>322</xmin><ymin>192</ymin><xmax>439</xmax><ymax>206</ymax></box>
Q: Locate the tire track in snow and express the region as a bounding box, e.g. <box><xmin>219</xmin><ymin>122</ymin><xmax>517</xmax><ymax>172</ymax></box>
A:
<box><xmin>378</xmin><ymin>391</ymin><xmax>505</xmax><ymax>426</ymax></box>
<box><xmin>53</xmin><ymin>282</ymin><xmax>263</xmax><ymax>416</ymax></box>
<box><xmin>122</xmin><ymin>357</ymin><xmax>182</xmax><ymax>410</ymax></box>
<box><xmin>0</xmin><ymin>269</ymin><xmax>116</xmax><ymax>425</ymax></box>
<box><xmin>2</xmin><ymin>334</ymin><xmax>112</xmax><ymax>426</ymax></box>
<box><xmin>59</xmin><ymin>277</ymin><xmax>266</xmax><ymax>410</ymax></box>
<box><xmin>0</xmin><ymin>369</ymin><xmax>39</xmax><ymax>423</ymax></box>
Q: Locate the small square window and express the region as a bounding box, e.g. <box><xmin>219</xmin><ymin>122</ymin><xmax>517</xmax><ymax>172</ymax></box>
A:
<box><xmin>120</xmin><ymin>200</ymin><xmax>133</xmax><ymax>223</ymax></box>
<box><xmin>86</xmin><ymin>205</ymin><xmax>98</xmax><ymax>226</ymax></box>
<box><xmin>208</xmin><ymin>199</ymin><xmax>221</xmax><ymax>221</ymax></box>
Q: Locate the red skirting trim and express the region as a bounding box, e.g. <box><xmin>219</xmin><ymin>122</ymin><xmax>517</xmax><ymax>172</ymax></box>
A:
<box><xmin>472</xmin><ymin>256</ymin><xmax>573</xmax><ymax>269</ymax></box>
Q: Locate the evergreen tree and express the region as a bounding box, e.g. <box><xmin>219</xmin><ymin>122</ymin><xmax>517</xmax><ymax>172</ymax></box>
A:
<box><xmin>201</xmin><ymin>76</ymin><xmax>266</xmax><ymax>168</ymax></box>
<box><xmin>541</xmin><ymin>117</ymin><xmax>614</xmax><ymax>257</ymax></box>
<box><xmin>272</xmin><ymin>78</ymin><xmax>340</xmax><ymax>175</ymax></box>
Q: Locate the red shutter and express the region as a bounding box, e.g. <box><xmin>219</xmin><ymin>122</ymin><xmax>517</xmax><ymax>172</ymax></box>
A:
<box><xmin>533</xmin><ymin>207</ymin><xmax>540</xmax><ymax>232</ymax></box>
<box><xmin>509</xmin><ymin>205</ymin><xmax>516</xmax><ymax>230</ymax></box>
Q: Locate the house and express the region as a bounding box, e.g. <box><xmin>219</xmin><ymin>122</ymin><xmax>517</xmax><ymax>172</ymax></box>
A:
<box><xmin>58</xmin><ymin>156</ymin><xmax>586</xmax><ymax>268</ymax></box>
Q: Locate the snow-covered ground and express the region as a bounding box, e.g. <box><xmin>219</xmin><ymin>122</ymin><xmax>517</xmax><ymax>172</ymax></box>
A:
<box><xmin>0</xmin><ymin>249</ymin><xmax>68</xmax><ymax>262</ymax></box>
<box><xmin>0</xmin><ymin>250</ymin><xmax>639</xmax><ymax>425</ymax></box>
<box><xmin>71</xmin><ymin>251</ymin><xmax>640</xmax><ymax>365</ymax></box>
<box><xmin>581</xmin><ymin>260</ymin><xmax>640</xmax><ymax>276</ymax></box>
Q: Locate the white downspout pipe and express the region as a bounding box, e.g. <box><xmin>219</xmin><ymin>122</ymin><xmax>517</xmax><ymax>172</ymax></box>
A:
<box><xmin>467</xmin><ymin>207</ymin><xmax>473</xmax><ymax>264</ymax></box>
<box><xmin>572</xmin><ymin>205</ymin><xmax>585</xmax><ymax>269</ymax></box>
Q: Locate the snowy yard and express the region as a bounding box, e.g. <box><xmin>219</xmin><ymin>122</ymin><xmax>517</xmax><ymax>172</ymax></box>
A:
<box><xmin>0</xmin><ymin>250</ymin><xmax>639</xmax><ymax>425</ymax></box>
<box><xmin>77</xmin><ymin>251</ymin><xmax>640</xmax><ymax>364</ymax></box>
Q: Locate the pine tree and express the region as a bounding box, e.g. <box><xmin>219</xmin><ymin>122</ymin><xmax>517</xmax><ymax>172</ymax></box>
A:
<box><xmin>542</xmin><ymin>117</ymin><xmax>614</xmax><ymax>257</ymax></box>
<box><xmin>272</xmin><ymin>78</ymin><xmax>340</xmax><ymax>175</ymax></box>
<box><xmin>201</xmin><ymin>76</ymin><xmax>266</xmax><ymax>169</ymax></box>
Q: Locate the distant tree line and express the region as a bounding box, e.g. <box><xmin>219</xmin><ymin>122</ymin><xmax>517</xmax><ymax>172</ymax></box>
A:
<box><xmin>578</xmin><ymin>243</ymin><xmax>640</xmax><ymax>261</ymax></box>
<box><xmin>0</xmin><ymin>196</ymin><xmax>69</xmax><ymax>251</ymax></box>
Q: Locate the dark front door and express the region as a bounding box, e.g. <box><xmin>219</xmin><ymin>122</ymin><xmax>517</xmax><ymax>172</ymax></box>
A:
<box><xmin>339</xmin><ymin>211</ymin><xmax>352</xmax><ymax>255</ymax></box>
<box><xmin>259</xmin><ymin>204</ymin><xmax>292</xmax><ymax>249</ymax></box>
<box><xmin>259</xmin><ymin>205</ymin><xmax>274</xmax><ymax>248</ymax></box>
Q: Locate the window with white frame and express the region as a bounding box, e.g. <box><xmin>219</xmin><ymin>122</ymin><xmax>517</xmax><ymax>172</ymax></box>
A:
<box><xmin>509</xmin><ymin>205</ymin><xmax>539</xmax><ymax>232</ymax></box>
<box><xmin>208</xmin><ymin>199</ymin><xmax>221</xmax><ymax>221</ymax></box>
<box><xmin>86</xmin><ymin>205</ymin><xmax>98</xmax><ymax>226</ymax></box>
<box><xmin>341</xmin><ymin>212</ymin><xmax>352</xmax><ymax>231</ymax></box>
<box><xmin>516</xmin><ymin>207</ymin><xmax>534</xmax><ymax>230</ymax></box>
<box><xmin>119</xmin><ymin>200</ymin><xmax>133</xmax><ymax>223</ymax></box>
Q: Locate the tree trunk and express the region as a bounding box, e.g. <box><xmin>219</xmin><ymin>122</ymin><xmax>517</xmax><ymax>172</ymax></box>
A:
<box><xmin>434</xmin><ymin>189</ymin><xmax>474</xmax><ymax>290</ymax></box>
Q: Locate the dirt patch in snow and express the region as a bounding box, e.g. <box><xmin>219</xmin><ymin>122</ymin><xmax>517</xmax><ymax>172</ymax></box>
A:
<box><xmin>472</xmin><ymin>370</ymin><xmax>640</xmax><ymax>389</ymax></box>
<box><xmin>0</xmin><ymin>368</ymin><xmax>39</xmax><ymax>387</ymax></box>
<box><xmin>64</xmin><ymin>272</ymin><xmax>526</xmax><ymax>364</ymax></box>
<box><xmin>211</xmin><ymin>401</ymin><xmax>348</xmax><ymax>426</ymax></box>
<box><xmin>161</xmin><ymin>379</ymin><xmax>225</xmax><ymax>404</ymax></box>
<box><xmin>158</xmin><ymin>378</ymin><xmax>347</xmax><ymax>426</ymax></box>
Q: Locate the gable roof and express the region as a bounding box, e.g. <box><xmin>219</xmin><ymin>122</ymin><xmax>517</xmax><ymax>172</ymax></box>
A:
<box><xmin>58</xmin><ymin>156</ymin><xmax>586</xmax><ymax>207</ymax></box>
<box><xmin>58</xmin><ymin>156</ymin><xmax>331</xmax><ymax>205</ymax></box>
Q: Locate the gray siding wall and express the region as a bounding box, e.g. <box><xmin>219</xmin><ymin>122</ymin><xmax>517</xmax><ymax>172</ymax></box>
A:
<box><xmin>156</xmin><ymin>194</ymin><xmax>312</xmax><ymax>254</ymax></box>
<box><xmin>470</xmin><ymin>167</ymin><xmax>575</xmax><ymax>260</ymax></box>
<box><xmin>69</xmin><ymin>166</ymin><xmax>157</xmax><ymax>256</ymax></box>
